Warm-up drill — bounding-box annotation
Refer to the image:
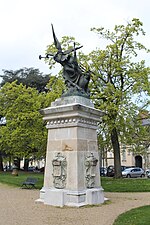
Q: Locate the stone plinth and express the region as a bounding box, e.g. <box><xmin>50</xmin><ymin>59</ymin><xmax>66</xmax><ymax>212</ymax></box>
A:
<box><xmin>36</xmin><ymin>96</ymin><xmax>104</xmax><ymax>207</ymax></box>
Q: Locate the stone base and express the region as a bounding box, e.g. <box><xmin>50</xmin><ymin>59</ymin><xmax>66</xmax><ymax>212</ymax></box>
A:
<box><xmin>35</xmin><ymin>187</ymin><xmax>46</xmax><ymax>203</ymax></box>
<box><xmin>36</xmin><ymin>187</ymin><xmax>104</xmax><ymax>207</ymax></box>
<box><xmin>66</xmin><ymin>190</ymin><xmax>86</xmax><ymax>207</ymax></box>
<box><xmin>44</xmin><ymin>189</ymin><xmax>68</xmax><ymax>207</ymax></box>
<box><xmin>86</xmin><ymin>188</ymin><xmax>104</xmax><ymax>205</ymax></box>
<box><xmin>51</xmin><ymin>96</ymin><xmax>94</xmax><ymax>108</ymax></box>
<box><xmin>37</xmin><ymin>96</ymin><xmax>105</xmax><ymax>208</ymax></box>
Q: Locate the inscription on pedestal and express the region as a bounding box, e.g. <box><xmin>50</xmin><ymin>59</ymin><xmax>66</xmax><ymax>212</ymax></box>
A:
<box><xmin>52</xmin><ymin>153</ymin><xmax>67</xmax><ymax>189</ymax></box>
<box><xmin>85</xmin><ymin>153</ymin><xmax>98</xmax><ymax>188</ymax></box>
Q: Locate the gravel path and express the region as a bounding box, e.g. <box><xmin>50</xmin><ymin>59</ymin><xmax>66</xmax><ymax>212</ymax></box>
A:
<box><xmin>0</xmin><ymin>183</ymin><xmax>150</xmax><ymax>225</ymax></box>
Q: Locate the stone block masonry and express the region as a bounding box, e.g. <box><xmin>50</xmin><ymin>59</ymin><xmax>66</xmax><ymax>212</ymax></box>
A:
<box><xmin>36</xmin><ymin>96</ymin><xmax>104</xmax><ymax>207</ymax></box>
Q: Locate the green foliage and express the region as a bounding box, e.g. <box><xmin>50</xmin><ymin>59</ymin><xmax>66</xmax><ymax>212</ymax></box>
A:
<box><xmin>113</xmin><ymin>205</ymin><xmax>150</xmax><ymax>225</ymax></box>
<box><xmin>129</xmin><ymin>111</ymin><xmax>150</xmax><ymax>154</ymax></box>
<box><xmin>0</xmin><ymin>67</ymin><xmax>50</xmax><ymax>92</ymax></box>
<box><xmin>88</xmin><ymin>18</ymin><xmax>150</xmax><ymax>177</ymax></box>
<box><xmin>43</xmin><ymin>19</ymin><xmax>150</xmax><ymax>178</ymax></box>
<box><xmin>0</xmin><ymin>81</ymin><xmax>47</xmax><ymax>158</ymax></box>
<box><xmin>45</xmin><ymin>75</ymin><xmax>66</xmax><ymax>104</ymax></box>
<box><xmin>89</xmin><ymin>18</ymin><xmax>150</xmax><ymax>119</ymax></box>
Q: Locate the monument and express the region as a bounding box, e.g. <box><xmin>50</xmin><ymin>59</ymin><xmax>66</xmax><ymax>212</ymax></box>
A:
<box><xmin>37</xmin><ymin>25</ymin><xmax>104</xmax><ymax>207</ymax></box>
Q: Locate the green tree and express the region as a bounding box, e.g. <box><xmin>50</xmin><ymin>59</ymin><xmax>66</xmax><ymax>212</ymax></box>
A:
<box><xmin>0</xmin><ymin>67</ymin><xmax>50</xmax><ymax>92</ymax></box>
<box><xmin>0</xmin><ymin>81</ymin><xmax>48</xmax><ymax>166</ymax></box>
<box><xmin>45</xmin><ymin>75</ymin><xmax>65</xmax><ymax>104</ymax></box>
<box><xmin>43</xmin><ymin>19</ymin><xmax>150</xmax><ymax>178</ymax></box>
<box><xmin>88</xmin><ymin>18</ymin><xmax>150</xmax><ymax>177</ymax></box>
<box><xmin>130</xmin><ymin>110</ymin><xmax>150</xmax><ymax>155</ymax></box>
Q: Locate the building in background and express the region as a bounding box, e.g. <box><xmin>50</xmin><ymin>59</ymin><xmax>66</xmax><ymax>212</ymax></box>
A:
<box><xmin>101</xmin><ymin>111</ymin><xmax>150</xmax><ymax>169</ymax></box>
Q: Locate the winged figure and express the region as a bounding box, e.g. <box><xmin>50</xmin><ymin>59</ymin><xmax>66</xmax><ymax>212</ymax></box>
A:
<box><xmin>40</xmin><ymin>24</ymin><xmax>91</xmax><ymax>97</ymax></box>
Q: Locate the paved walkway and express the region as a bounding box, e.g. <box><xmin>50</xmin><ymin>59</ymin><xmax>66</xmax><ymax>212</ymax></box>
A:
<box><xmin>0</xmin><ymin>184</ymin><xmax>150</xmax><ymax>225</ymax></box>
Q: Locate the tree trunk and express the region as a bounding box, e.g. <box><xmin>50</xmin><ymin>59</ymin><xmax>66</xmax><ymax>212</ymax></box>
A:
<box><xmin>111</xmin><ymin>127</ymin><xmax>122</xmax><ymax>178</ymax></box>
<box><xmin>8</xmin><ymin>157</ymin><xmax>12</xmax><ymax>170</ymax></box>
<box><xmin>14</xmin><ymin>157</ymin><xmax>21</xmax><ymax>170</ymax></box>
<box><xmin>0</xmin><ymin>152</ymin><xmax>3</xmax><ymax>171</ymax></box>
<box><xmin>24</xmin><ymin>158</ymin><xmax>29</xmax><ymax>171</ymax></box>
<box><xmin>99</xmin><ymin>146</ymin><xmax>103</xmax><ymax>168</ymax></box>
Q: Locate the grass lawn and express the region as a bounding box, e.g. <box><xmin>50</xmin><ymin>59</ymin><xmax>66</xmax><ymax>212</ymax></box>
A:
<box><xmin>0</xmin><ymin>172</ymin><xmax>150</xmax><ymax>192</ymax></box>
<box><xmin>101</xmin><ymin>177</ymin><xmax>150</xmax><ymax>192</ymax></box>
<box><xmin>113</xmin><ymin>205</ymin><xmax>150</xmax><ymax>225</ymax></box>
<box><xmin>0</xmin><ymin>171</ymin><xmax>44</xmax><ymax>189</ymax></box>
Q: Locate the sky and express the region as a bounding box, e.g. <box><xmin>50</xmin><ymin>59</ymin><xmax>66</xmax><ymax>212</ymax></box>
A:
<box><xmin>0</xmin><ymin>0</ymin><xmax>150</xmax><ymax>79</ymax></box>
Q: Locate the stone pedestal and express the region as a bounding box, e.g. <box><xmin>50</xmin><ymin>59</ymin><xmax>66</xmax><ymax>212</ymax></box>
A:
<box><xmin>36</xmin><ymin>96</ymin><xmax>104</xmax><ymax>207</ymax></box>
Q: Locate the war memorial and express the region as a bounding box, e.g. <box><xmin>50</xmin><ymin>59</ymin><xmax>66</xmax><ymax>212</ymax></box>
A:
<box><xmin>37</xmin><ymin>25</ymin><xmax>104</xmax><ymax>207</ymax></box>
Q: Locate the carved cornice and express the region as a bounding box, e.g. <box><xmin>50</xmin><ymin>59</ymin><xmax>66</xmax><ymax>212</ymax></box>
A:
<box><xmin>46</xmin><ymin>116</ymin><xmax>98</xmax><ymax>129</ymax></box>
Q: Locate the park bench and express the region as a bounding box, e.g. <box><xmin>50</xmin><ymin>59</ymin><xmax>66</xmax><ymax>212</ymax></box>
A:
<box><xmin>21</xmin><ymin>177</ymin><xmax>38</xmax><ymax>189</ymax></box>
